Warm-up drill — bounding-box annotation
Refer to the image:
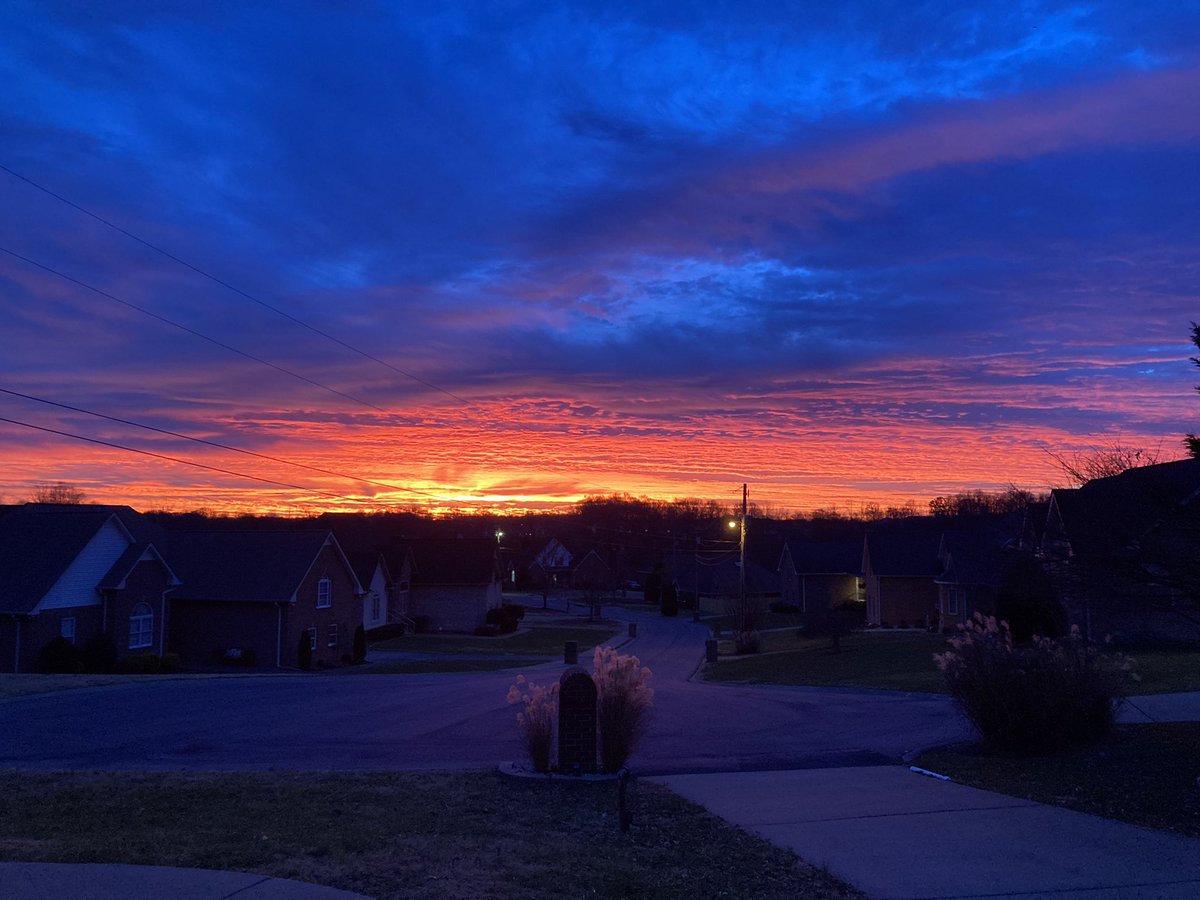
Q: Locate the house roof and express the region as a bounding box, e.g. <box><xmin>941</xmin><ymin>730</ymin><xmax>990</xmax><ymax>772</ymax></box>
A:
<box><xmin>98</xmin><ymin>542</ymin><xmax>180</xmax><ymax>591</ymax></box>
<box><xmin>167</xmin><ymin>530</ymin><xmax>349</xmax><ymax>602</ymax></box>
<box><xmin>0</xmin><ymin>504</ymin><xmax>134</xmax><ymax>615</ymax></box>
<box><xmin>863</xmin><ymin>518</ymin><xmax>945</xmax><ymax>578</ymax></box>
<box><xmin>782</xmin><ymin>540</ymin><xmax>862</xmax><ymax>575</ymax></box>
<box><xmin>407</xmin><ymin>537</ymin><xmax>500</xmax><ymax>585</ymax></box>
<box><xmin>346</xmin><ymin>550</ymin><xmax>389</xmax><ymax>588</ymax></box>
<box><xmin>1046</xmin><ymin>457</ymin><xmax>1200</xmax><ymax>566</ymax></box>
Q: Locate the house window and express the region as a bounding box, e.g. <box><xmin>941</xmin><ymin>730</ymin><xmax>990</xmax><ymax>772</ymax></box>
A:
<box><xmin>317</xmin><ymin>578</ymin><xmax>332</xmax><ymax>608</ymax></box>
<box><xmin>129</xmin><ymin>602</ymin><xmax>154</xmax><ymax>650</ymax></box>
<box><xmin>371</xmin><ymin>592</ymin><xmax>381</xmax><ymax>621</ymax></box>
<box><xmin>308</xmin><ymin>627</ymin><xmax>318</xmax><ymax>651</ymax></box>
<box><xmin>947</xmin><ymin>590</ymin><xmax>960</xmax><ymax>616</ymax></box>
<box><xmin>327</xmin><ymin>624</ymin><xmax>338</xmax><ymax>647</ymax></box>
<box><xmin>60</xmin><ymin>617</ymin><xmax>76</xmax><ymax>644</ymax></box>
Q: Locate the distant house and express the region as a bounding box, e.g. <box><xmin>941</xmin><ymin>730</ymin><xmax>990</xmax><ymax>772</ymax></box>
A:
<box><xmin>862</xmin><ymin>519</ymin><xmax>943</xmax><ymax>627</ymax></box>
<box><xmin>0</xmin><ymin>504</ymin><xmax>178</xmax><ymax>673</ymax></box>
<box><xmin>348</xmin><ymin>551</ymin><xmax>392</xmax><ymax>633</ymax></box>
<box><xmin>530</xmin><ymin>538</ymin><xmax>573</xmax><ymax>587</ymax></box>
<box><xmin>407</xmin><ymin>538</ymin><xmax>502</xmax><ymax>632</ymax></box>
<box><xmin>1039</xmin><ymin>458</ymin><xmax>1200</xmax><ymax>643</ymax></box>
<box><xmin>571</xmin><ymin>548</ymin><xmax>614</xmax><ymax>593</ymax></box>
<box><xmin>166</xmin><ymin>530</ymin><xmax>362</xmax><ymax>668</ymax></box>
<box><xmin>934</xmin><ymin>521</ymin><xmax>1019</xmax><ymax>631</ymax></box>
<box><xmin>778</xmin><ymin>540</ymin><xmax>863</xmax><ymax>612</ymax></box>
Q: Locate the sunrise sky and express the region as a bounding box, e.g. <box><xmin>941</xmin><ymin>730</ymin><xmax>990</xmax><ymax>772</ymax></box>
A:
<box><xmin>1</xmin><ymin>1</ymin><xmax>1197</xmax><ymax>515</ymax></box>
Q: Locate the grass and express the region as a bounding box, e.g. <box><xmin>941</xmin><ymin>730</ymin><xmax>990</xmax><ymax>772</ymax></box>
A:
<box><xmin>913</xmin><ymin>722</ymin><xmax>1200</xmax><ymax>838</ymax></box>
<box><xmin>0</xmin><ymin>770</ymin><xmax>862</xmax><ymax>900</ymax></box>
<box><xmin>703</xmin><ymin>631</ymin><xmax>1200</xmax><ymax>696</ymax></box>
<box><xmin>704</xmin><ymin>631</ymin><xmax>951</xmax><ymax>694</ymax></box>
<box><xmin>1122</xmin><ymin>647</ymin><xmax>1200</xmax><ymax>694</ymax></box>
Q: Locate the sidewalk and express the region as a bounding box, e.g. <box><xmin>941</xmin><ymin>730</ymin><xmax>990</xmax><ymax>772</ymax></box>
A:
<box><xmin>0</xmin><ymin>862</ymin><xmax>369</xmax><ymax>900</ymax></box>
<box><xmin>652</xmin><ymin>765</ymin><xmax>1200</xmax><ymax>899</ymax></box>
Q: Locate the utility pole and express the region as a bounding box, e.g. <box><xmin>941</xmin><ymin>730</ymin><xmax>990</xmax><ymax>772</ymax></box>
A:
<box><xmin>738</xmin><ymin>483</ymin><xmax>747</xmax><ymax>630</ymax></box>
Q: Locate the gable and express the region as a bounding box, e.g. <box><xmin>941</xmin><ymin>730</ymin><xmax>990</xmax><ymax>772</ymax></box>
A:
<box><xmin>36</xmin><ymin>517</ymin><xmax>133</xmax><ymax>612</ymax></box>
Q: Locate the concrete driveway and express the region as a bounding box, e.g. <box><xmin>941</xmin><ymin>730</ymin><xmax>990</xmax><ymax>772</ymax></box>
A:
<box><xmin>0</xmin><ymin>606</ymin><xmax>970</xmax><ymax>773</ymax></box>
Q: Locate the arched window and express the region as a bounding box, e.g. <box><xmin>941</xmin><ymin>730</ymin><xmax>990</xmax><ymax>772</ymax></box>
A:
<box><xmin>129</xmin><ymin>602</ymin><xmax>154</xmax><ymax>650</ymax></box>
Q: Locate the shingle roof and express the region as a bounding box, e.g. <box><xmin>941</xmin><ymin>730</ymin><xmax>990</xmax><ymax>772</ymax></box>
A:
<box><xmin>0</xmin><ymin>504</ymin><xmax>131</xmax><ymax>615</ymax></box>
<box><xmin>407</xmin><ymin>538</ymin><xmax>499</xmax><ymax>585</ymax></box>
<box><xmin>864</xmin><ymin>518</ymin><xmax>944</xmax><ymax>578</ymax></box>
<box><xmin>98</xmin><ymin>542</ymin><xmax>180</xmax><ymax>591</ymax></box>
<box><xmin>167</xmin><ymin>530</ymin><xmax>337</xmax><ymax>602</ymax></box>
<box><xmin>782</xmin><ymin>540</ymin><xmax>862</xmax><ymax>575</ymax></box>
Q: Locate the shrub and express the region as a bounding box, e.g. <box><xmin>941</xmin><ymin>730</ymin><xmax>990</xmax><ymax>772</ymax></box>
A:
<box><xmin>475</xmin><ymin>624</ymin><xmax>501</xmax><ymax>637</ymax></box>
<box><xmin>486</xmin><ymin>605</ymin><xmax>521</xmax><ymax>633</ymax></box>
<box><xmin>592</xmin><ymin>646</ymin><xmax>654</xmax><ymax>773</ymax></box>
<box><xmin>34</xmin><ymin>636</ymin><xmax>80</xmax><ymax>674</ymax></box>
<box><xmin>352</xmin><ymin>625</ymin><xmax>367</xmax><ymax>663</ymax></box>
<box><xmin>366</xmin><ymin>623</ymin><xmax>405</xmax><ymax>640</ymax></box>
<box><xmin>412</xmin><ymin>615</ymin><xmax>432</xmax><ymax>634</ymax></box>
<box><xmin>297</xmin><ymin>632</ymin><xmax>312</xmax><ymax>670</ymax></box>
<box><xmin>935</xmin><ymin>613</ymin><xmax>1135</xmax><ymax>755</ymax></box>
<box><xmin>80</xmin><ymin>633</ymin><xmax>118</xmax><ymax>673</ymax></box>
<box><xmin>660</xmin><ymin>583</ymin><xmax>678</xmax><ymax>617</ymax></box>
<box><xmin>733</xmin><ymin>631</ymin><xmax>761</xmax><ymax>655</ymax></box>
<box><xmin>507</xmin><ymin>675</ymin><xmax>558</xmax><ymax>773</ymax></box>
<box><xmin>159</xmin><ymin>652</ymin><xmax>182</xmax><ymax>673</ymax></box>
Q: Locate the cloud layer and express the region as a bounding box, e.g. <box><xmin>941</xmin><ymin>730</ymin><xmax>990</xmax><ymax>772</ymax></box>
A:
<box><xmin>0</xmin><ymin>1</ymin><xmax>1196</xmax><ymax>513</ymax></box>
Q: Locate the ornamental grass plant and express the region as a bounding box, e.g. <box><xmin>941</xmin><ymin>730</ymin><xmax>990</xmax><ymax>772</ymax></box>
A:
<box><xmin>592</xmin><ymin>646</ymin><xmax>654</xmax><ymax>772</ymax></box>
<box><xmin>506</xmin><ymin>675</ymin><xmax>558</xmax><ymax>773</ymax></box>
<box><xmin>934</xmin><ymin>613</ymin><xmax>1135</xmax><ymax>755</ymax></box>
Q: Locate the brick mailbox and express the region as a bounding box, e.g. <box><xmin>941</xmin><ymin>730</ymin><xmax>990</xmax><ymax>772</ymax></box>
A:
<box><xmin>557</xmin><ymin>668</ymin><xmax>598</xmax><ymax>774</ymax></box>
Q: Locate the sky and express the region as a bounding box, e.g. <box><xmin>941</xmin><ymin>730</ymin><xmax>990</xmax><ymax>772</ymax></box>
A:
<box><xmin>0</xmin><ymin>1</ymin><xmax>1197</xmax><ymax>516</ymax></box>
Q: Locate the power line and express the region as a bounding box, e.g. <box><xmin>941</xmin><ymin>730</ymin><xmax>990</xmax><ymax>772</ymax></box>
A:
<box><xmin>0</xmin><ymin>244</ymin><xmax>388</xmax><ymax>413</ymax></box>
<box><xmin>0</xmin><ymin>386</ymin><xmax>442</xmax><ymax>500</ymax></box>
<box><xmin>0</xmin><ymin>414</ymin><xmax>404</xmax><ymax>506</ymax></box>
<box><xmin>0</xmin><ymin>162</ymin><xmax>476</xmax><ymax>408</ymax></box>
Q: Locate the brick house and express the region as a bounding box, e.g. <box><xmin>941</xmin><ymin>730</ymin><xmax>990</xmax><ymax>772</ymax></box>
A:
<box><xmin>0</xmin><ymin>504</ymin><xmax>178</xmax><ymax>672</ymax></box>
<box><xmin>166</xmin><ymin>530</ymin><xmax>362</xmax><ymax>668</ymax></box>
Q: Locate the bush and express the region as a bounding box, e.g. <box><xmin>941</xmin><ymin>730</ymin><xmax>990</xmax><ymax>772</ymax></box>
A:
<box><xmin>660</xmin><ymin>583</ymin><xmax>678</xmax><ymax>617</ymax></box>
<box><xmin>475</xmin><ymin>624</ymin><xmax>501</xmax><ymax>637</ymax></box>
<box><xmin>297</xmin><ymin>632</ymin><xmax>312</xmax><ymax>670</ymax></box>
<box><xmin>507</xmin><ymin>675</ymin><xmax>558</xmax><ymax>773</ymax></box>
<box><xmin>80</xmin><ymin>633</ymin><xmax>118</xmax><ymax>673</ymax></box>
<box><xmin>412</xmin><ymin>616</ymin><xmax>432</xmax><ymax>634</ymax></box>
<box><xmin>352</xmin><ymin>625</ymin><xmax>366</xmax><ymax>663</ymax></box>
<box><xmin>935</xmin><ymin>613</ymin><xmax>1135</xmax><ymax>755</ymax></box>
<box><xmin>734</xmin><ymin>631</ymin><xmax>761</xmax><ymax>655</ymax></box>
<box><xmin>212</xmin><ymin>647</ymin><xmax>257</xmax><ymax>667</ymax></box>
<box><xmin>486</xmin><ymin>605</ymin><xmax>521</xmax><ymax>634</ymax></box>
<box><xmin>159</xmin><ymin>652</ymin><xmax>182</xmax><ymax>673</ymax></box>
<box><xmin>34</xmin><ymin>636</ymin><xmax>80</xmax><ymax>674</ymax></box>
<box><xmin>592</xmin><ymin>646</ymin><xmax>654</xmax><ymax>773</ymax></box>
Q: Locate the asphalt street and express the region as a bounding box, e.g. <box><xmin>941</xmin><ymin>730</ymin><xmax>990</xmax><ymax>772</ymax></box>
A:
<box><xmin>0</xmin><ymin>606</ymin><xmax>972</xmax><ymax>773</ymax></box>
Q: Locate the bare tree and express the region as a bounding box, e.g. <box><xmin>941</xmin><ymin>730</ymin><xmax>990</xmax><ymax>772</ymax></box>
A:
<box><xmin>1045</xmin><ymin>442</ymin><xmax>1165</xmax><ymax>487</ymax></box>
<box><xmin>1187</xmin><ymin>321</ymin><xmax>1200</xmax><ymax>458</ymax></box>
<box><xmin>30</xmin><ymin>482</ymin><xmax>87</xmax><ymax>504</ymax></box>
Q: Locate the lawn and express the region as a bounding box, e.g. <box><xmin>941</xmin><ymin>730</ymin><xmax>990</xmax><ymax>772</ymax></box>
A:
<box><xmin>704</xmin><ymin>631</ymin><xmax>951</xmax><ymax>694</ymax></box>
<box><xmin>0</xmin><ymin>770</ymin><xmax>862</xmax><ymax>900</ymax></box>
<box><xmin>914</xmin><ymin>722</ymin><xmax>1200</xmax><ymax>838</ymax></box>
<box><xmin>703</xmin><ymin>631</ymin><xmax>1200</xmax><ymax>696</ymax></box>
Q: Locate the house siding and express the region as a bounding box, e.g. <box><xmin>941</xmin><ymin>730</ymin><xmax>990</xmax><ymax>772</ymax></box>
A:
<box><xmin>286</xmin><ymin>542</ymin><xmax>360</xmax><ymax>667</ymax></box>
<box><xmin>362</xmin><ymin>564</ymin><xmax>389</xmax><ymax>631</ymax></box>
<box><xmin>0</xmin><ymin>606</ymin><xmax>105</xmax><ymax>673</ymax></box>
<box><xmin>35</xmin><ymin>518</ymin><xmax>129</xmax><ymax>612</ymax></box>
<box><xmin>107</xmin><ymin>557</ymin><xmax>174</xmax><ymax>657</ymax></box>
